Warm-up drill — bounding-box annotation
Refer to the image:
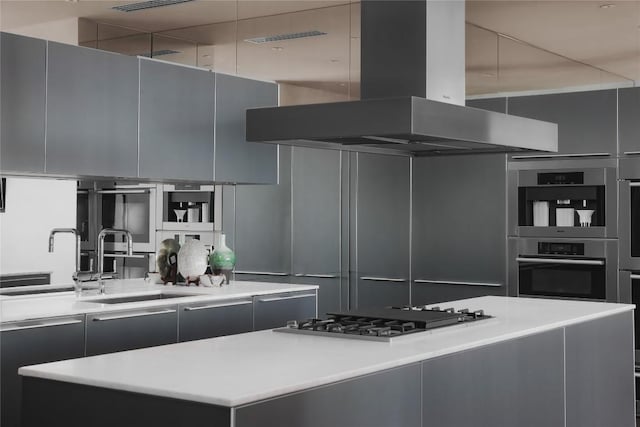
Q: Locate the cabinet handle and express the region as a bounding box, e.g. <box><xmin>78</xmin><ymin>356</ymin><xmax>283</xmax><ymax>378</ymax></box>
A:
<box><xmin>257</xmin><ymin>294</ymin><xmax>315</xmax><ymax>303</ymax></box>
<box><xmin>183</xmin><ymin>300</ymin><xmax>252</xmax><ymax>311</ymax></box>
<box><xmin>511</xmin><ymin>153</ymin><xmax>610</xmax><ymax>160</ymax></box>
<box><xmin>92</xmin><ymin>309</ymin><xmax>176</xmax><ymax>322</ymax></box>
<box><xmin>1</xmin><ymin>318</ymin><xmax>83</xmax><ymax>332</ymax></box>
<box><xmin>234</xmin><ymin>271</ymin><xmax>289</xmax><ymax>276</ymax></box>
<box><xmin>629</xmin><ymin>182</ymin><xmax>640</xmax><ymax>188</ymax></box>
<box><xmin>630</xmin><ymin>274</ymin><xmax>640</xmax><ymax>280</ymax></box>
<box><xmin>102</xmin><ymin>253</ymin><xmax>147</xmax><ymax>259</ymax></box>
<box><xmin>413</xmin><ymin>279</ymin><xmax>502</xmax><ymax>287</ymax></box>
<box><xmin>516</xmin><ymin>257</ymin><xmax>605</xmax><ymax>266</ymax></box>
<box><xmin>96</xmin><ymin>189</ymin><xmax>150</xmax><ymax>194</ymax></box>
<box><xmin>623</xmin><ymin>151</ymin><xmax>640</xmax><ymax>156</ymax></box>
<box><xmin>360</xmin><ymin>277</ymin><xmax>406</xmax><ymax>282</ymax></box>
<box><xmin>293</xmin><ymin>273</ymin><xmax>338</xmax><ymax>278</ymax></box>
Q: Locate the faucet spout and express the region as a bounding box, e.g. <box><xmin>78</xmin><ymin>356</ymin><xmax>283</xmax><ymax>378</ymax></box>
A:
<box><xmin>48</xmin><ymin>228</ymin><xmax>81</xmax><ymax>276</ymax></box>
<box><xmin>97</xmin><ymin>228</ymin><xmax>135</xmax><ymax>280</ymax></box>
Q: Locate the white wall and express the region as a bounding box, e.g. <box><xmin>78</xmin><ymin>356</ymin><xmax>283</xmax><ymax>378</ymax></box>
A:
<box><xmin>0</xmin><ymin>177</ymin><xmax>77</xmax><ymax>284</ymax></box>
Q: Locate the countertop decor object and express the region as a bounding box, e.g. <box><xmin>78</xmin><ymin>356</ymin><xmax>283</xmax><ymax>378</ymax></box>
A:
<box><xmin>156</xmin><ymin>239</ymin><xmax>180</xmax><ymax>284</ymax></box>
<box><xmin>209</xmin><ymin>234</ymin><xmax>236</xmax><ymax>284</ymax></box>
<box><xmin>177</xmin><ymin>239</ymin><xmax>208</xmax><ymax>282</ymax></box>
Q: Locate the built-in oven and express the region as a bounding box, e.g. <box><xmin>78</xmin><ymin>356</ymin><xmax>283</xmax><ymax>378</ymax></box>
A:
<box><xmin>620</xmin><ymin>158</ymin><xmax>640</xmax><ymax>270</ymax></box>
<box><xmin>618</xmin><ymin>269</ymin><xmax>640</xmax><ymax>414</ymax></box>
<box><xmin>508</xmin><ymin>237</ymin><xmax>617</xmax><ymax>301</ymax></box>
<box><xmin>508</xmin><ymin>164</ymin><xmax>617</xmax><ymax>238</ymax></box>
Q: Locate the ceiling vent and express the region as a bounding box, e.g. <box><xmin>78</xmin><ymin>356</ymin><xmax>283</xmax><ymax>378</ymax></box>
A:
<box><xmin>112</xmin><ymin>0</ymin><xmax>195</xmax><ymax>13</ymax></box>
<box><xmin>244</xmin><ymin>30</ymin><xmax>327</xmax><ymax>44</ymax></box>
<box><xmin>138</xmin><ymin>49</ymin><xmax>181</xmax><ymax>57</ymax></box>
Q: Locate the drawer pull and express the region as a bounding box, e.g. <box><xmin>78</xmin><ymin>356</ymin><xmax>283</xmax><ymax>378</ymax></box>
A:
<box><xmin>511</xmin><ymin>153</ymin><xmax>610</xmax><ymax>159</ymax></box>
<box><xmin>1</xmin><ymin>318</ymin><xmax>82</xmax><ymax>332</ymax></box>
<box><xmin>234</xmin><ymin>271</ymin><xmax>289</xmax><ymax>276</ymax></box>
<box><xmin>257</xmin><ymin>294</ymin><xmax>315</xmax><ymax>303</ymax></box>
<box><xmin>360</xmin><ymin>277</ymin><xmax>406</xmax><ymax>282</ymax></box>
<box><xmin>184</xmin><ymin>300</ymin><xmax>252</xmax><ymax>311</ymax></box>
<box><xmin>92</xmin><ymin>309</ymin><xmax>176</xmax><ymax>322</ymax></box>
<box><xmin>293</xmin><ymin>273</ymin><xmax>338</xmax><ymax>278</ymax></box>
<box><xmin>413</xmin><ymin>279</ymin><xmax>502</xmax><ymax>287</ymax></box>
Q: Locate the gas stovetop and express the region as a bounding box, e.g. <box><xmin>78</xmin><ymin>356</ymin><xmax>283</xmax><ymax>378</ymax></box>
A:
<box><xmin>274</xmin><ymin>306</ymin><xmax>492</xmax><ymax>342</ymax></box>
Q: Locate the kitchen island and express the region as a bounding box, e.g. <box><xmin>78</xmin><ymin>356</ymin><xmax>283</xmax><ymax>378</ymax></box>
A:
<box><xmin>18</xmin><ymin>296</ymin><xmax>635</xmax><ymax>427</ymax></box>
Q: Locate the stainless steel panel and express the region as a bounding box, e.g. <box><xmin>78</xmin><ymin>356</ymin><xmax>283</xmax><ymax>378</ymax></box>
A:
<box><xmin>46</xmin><ymin>42</ymin><xmax>138</xmax><ymax>177</ymax></box>
<box><xmin>565</xmin><ymin>312</ymin><xmax>635</xmax><ymax>427</ymax></box>
<box><xmin>139</xmin><ymin>58</ymin><xmax>214</xmax><ymax>181</ymax></box>
<box><xmin>0</xmin><ymin>33</ymin><xmax>46</xmax><ymax>174</ymax></box>
<box><xmin>214</xmin><ymin>73</ymin><xmax>277</xmax><ymax>184</ymax></box>
<box><xmin>412</xmin><ymin>154</ymin><xmax>506</xmax><ymax>288</ymax></box>
<box><xmin>619</xmin><ymin>87</ymin><xmax>640</xmax><ymax>157</ymax></box>
<box><xmin>233</xmin><ymin>147</ymin><xmax>291</xmax><ymax>274</ymax></box>
<box><xmin>466</xmin><ymin>97</ymin><xmax>507</xmax><ymax>113</ymax></box>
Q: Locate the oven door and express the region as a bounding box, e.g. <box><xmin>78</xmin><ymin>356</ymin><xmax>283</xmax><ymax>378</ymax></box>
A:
<box><xmin>619</xmin><ymin>271</ymin><xmax>640</xmax><ymax>362</ymax></box>
<box><xmin>517</xmin><ymin>256</ymin><xmax>606</xmax><ymax>300</ymax></box>
<box><xmin>620</xmin><ymin>181</ymin><xmax>640</xmax><ymax>270</ymax></box>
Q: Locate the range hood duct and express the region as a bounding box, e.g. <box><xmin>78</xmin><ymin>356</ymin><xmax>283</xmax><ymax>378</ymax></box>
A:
<box><xmin>246</xmin><ymin>0</ymin><xmax>558</xmax><ymax>156</ymax></box>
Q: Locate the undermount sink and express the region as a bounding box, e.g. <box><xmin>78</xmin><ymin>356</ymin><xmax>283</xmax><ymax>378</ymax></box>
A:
<box><xmin>89</xmin><ymin>293</ymin><xmax>196</xmax><ymax>304</ymax></box>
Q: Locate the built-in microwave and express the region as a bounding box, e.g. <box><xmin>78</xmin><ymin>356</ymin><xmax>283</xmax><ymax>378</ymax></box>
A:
<box><xmin>508</xmin><ymin>163</ymin><xmax>617</xmax><ymax>238</ymax></box>
<box><xmin>508</xmin><ymin>237</ymin><xmax>618</xmax><ymax>302</ymax></box>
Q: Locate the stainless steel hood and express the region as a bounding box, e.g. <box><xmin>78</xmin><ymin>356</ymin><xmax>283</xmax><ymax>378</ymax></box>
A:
<box><xmin>245</xmin><ymin>0</ymin><xmax>558</xmax><ymax>156</ymax></box>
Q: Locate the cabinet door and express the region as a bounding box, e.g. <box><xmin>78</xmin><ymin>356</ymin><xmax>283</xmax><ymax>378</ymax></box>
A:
<box><xmin>86</xmin><ymin>307</ymin><xmax>177</xmax><ymax>356</ymax></box>
<box><xmin>411</xmin><ymin>281</ymin><xmax>504</xmax><ymax>306</ymax></box>
<box><xmin>508</xmin><ymin>89</ymin><xmax>617</xmax><ymax>157</ymax></box>
<box><xmin>1</xmin><ymin>316</ymin><xmax>85</xmax><ymax>427</ymax></box>
<box><xmin>291</xmin><ymin>147</ymin><xmax>342</xmax><ymax>314</ymax></box>
<box><xmin>139</xmin><ymin>59</ymin><xmax>215</xmax><ymax>181</ymax></box>
<box><xmin>46</xmin><ymin>42</ymin><xmax>138</xmax><ymax>177</ymax></box>
<box><xmin>232</xmin><ymin>147</ymin><xmax>291</xmax><ymax>276</ymax></box>
<box><xmin>619</xmin><ymin>87</ymin><xmax>640</xmax><ymax>156</ymax></box>
<box><xmin>253</xmin><ymin>291</ymin><xmax>317</xmax><ymax>330</ymax></box>
<box><xmin>0</xmin><ymin>33</ymin><xmax>46</xmax><ymax>174</ymax></box>
<box><xmin>214</xmin><ymin>73</ymin><xmax>278</xmax><ymax>184</ymax></box>
<box><xmin>178</xmin><ymin>298</ymin><xmax>253</xmax><ymax>342</ymax></box>
<box><xmin>355</xmin><ymin>153</ymin><xmax>410</xmax><ymax>308</ymax></box>
<box><xmin>412</xmin><ymin>154</ymin><xmax>506</xmax><ymax>304</ymax></box>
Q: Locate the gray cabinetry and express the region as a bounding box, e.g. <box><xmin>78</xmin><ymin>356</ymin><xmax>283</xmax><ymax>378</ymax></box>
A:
<box><xmin>86</xmin><ymin>307</ymin><xmax>178</xmax><ymax>356</ymax></box>
<box><xmin>139</xmin><ymin>59</ymin><xmax>215</xmax><ymax>182</ymax></box>
<box><xmin>619</xmin><ymin>87</ymin><xmax>640</xmax><ymax>156</ymax></box>
<box><xmin>253</xmin><ymin>291</ymin><xmax>317</xmax><ymax>330</ymax></box>
<box><xmin>0</xmin><ymin>315</ymin><xmax>85</xmax><ymax>427</ymax></box>
<box><xmin>178</xmin><ymin>298</ymin><xmax>253</xmax><ymax>342</ymax></box>
<box><xmin>0</xmin><ymin>32</ymin><xmax>46</xmax><ymax>174</ymax></box>
<box><xmin>411</xmin><ymin>154</ymin><xmax>506</xmax><ymax>305</ymax></box>
<box><xmin>354</xmin><ymin>153</ymin><xmax>410</xmax><ymax>309</ymax></box>
<box><xmin>229</xmin><ymin>147</ymin><xmax>292</xmax><ymax>279</ymax></box>
<box><xmin>508</xmin><ymin>89</ymin><xmax>618</xmax><ymax>158</ymax></box>
<box><xmin>236</xmin><ymin>363</ymin><xmax>421</xmax><ymax>427</ymax></box>
<box><xmin>564</xmin><ymin>312</ymin><xmax>635</xmax><ymax>427</ymax></box>
<box><xmin>292</xmin><ymin>147</ymin><xmax>343</xmax><ymax>314</ymax></box>
<box><xmin>421</xmin><ymin>328</ymin><xmax>565</xmax><ymax>426</ymax></box>
<box><xmin>214</xmin><ymin>73</ymin><xmax>278</xmax><ymax>184</ymax></box>
<box><xmin>46</xmin><ymin>42</ymin><xmax>138</xmax><ymax>177</ymax></box>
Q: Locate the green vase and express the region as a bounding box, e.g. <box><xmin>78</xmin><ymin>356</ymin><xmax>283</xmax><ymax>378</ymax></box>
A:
<box><xmin>209</xmin><ymin>234</ymin><xmax>236</xmax><ymax>282</ymax></box>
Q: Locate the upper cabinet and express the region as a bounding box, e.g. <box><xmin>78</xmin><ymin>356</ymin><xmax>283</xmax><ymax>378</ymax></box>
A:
<box><xmin>139</xmin><ymin>59</ymin><xmax>215</xmax><ymax>182</ymax></box>
<box><xmin>0</xmin><ymin>33</ymin><xmax>46</xmax><ymax>174</ymax></box>
<box><xmin>46</xmin><ymin>42</ymin><xmax>139</xmax><ymax>178</ymax></box>
<box><xmin>508</xmin><ymin>89</ymin><xmax>618</xmax><ymax>158</ymax></box>
<box><xmin>214</xmin><ymin>73</ymin><xmax>278</xmax><ymax>184</ymax></box>
<box><xmin>619</xmin><ymin>87</ymin><xmax>640</xmax><ymax>156</ymax></box>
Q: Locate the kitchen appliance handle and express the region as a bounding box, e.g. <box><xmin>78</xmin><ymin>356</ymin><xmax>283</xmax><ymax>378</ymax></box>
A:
<box><xmin>511</xmin><ymin>153</ymin><xmax>610</xmax><ymax>160</ymax></box>
<box><xmin>629</xmin><ymin>182</ymin><xmax>640</xmax><ymax>188</ymax></box>
<box><xmin>96</xmin><ymin>189</ymin><xmax>150</xmax><ymax>195</ymax></box>
<box><xmin>623</xmin><ymin>151</ymin><xmax>640</xmax><ymax>156</ymax></box>
<box><xmin>413</xmin><ymin>279</ymin><xmax>502</xmax><ymax>287</ymax></box>
<box><xmin>516</xmin><ymin>257</ymin><xmax>605</xmax><ymax>266</ymax></box>
<box><xmin>293</xmin><ymin>273</ymin><xmax>339</xmax><ymax>278</ymax></box>
<box><xmin>102</xmin><ymin>253</ymin><xmax>147</xmax><ymax>259</ymax></box>
<box><xmin>92</xmin><ymin>309</ymin><xmax>176</xmax><ymax>322</ymax></box>
<box><xmin>183</xmin><ymin>300</ymin><xmax>252</xmax><ymax>311</ymax></box>
<box><xmin>234</xmin><ymin>271</ymin><xmax>289</xmax><ymax>276</ymax></box>
<box><xmin>360</xmin><ymin>276</ymin><xmax>406</xmax><ymax>282</ymax></box>
<box><xmin>630</xmin><ymin>274</ymin><xmax>640</xmax><ymax>280</ymax></box>
<box><xmin>257</xmin><ymin>294</ymin><xmax>316</xmax><ymax>303</ymax></box>
<box><xmin>0</xmin><ymin>318</ymin><xmax>83</xmax><ymax>332</ymax></box>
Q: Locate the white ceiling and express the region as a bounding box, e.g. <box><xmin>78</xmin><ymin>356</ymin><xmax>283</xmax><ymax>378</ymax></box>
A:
<box><xmin>1</xmin><ymin>0</ymin><xmax>638</xmax><ymax>96</ymax></box>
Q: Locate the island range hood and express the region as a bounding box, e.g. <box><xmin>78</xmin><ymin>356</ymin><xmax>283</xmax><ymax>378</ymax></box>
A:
<box><xmin>246</xmin><ymin>0</ymin><xmax>558</xmax><ymax>156</ymax></box>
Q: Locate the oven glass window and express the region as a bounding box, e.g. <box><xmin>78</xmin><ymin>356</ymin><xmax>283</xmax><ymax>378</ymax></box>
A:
<box><xmin>519</xmin><ymin>260</ymin><xmax>606</xmax><ymax>299</ymax></box>
<box><xmin>631</xmin><ymin>187</ymin><xmax>640</xmax><ymax>257</ymax></box>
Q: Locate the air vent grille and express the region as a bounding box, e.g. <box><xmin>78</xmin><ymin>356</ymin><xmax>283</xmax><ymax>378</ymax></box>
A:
<box><xmin>138</xmin><ymin>49</ymin><xmax>181</xmax><ymax>57</ymax></box>
<box><xmin>112</xmin><ymin>0</ymin><xmax>195</xmax><ymax>12</ymax></box>
<box><xmin>244</xmin><ymin>30</ymin><xmax>327</xmax><ymax>44</ymax></box>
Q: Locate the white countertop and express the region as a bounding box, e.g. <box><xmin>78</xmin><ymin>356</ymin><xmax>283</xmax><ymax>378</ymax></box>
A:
<box><xmin>19</xmin><ymin>296</ymin><xmax>634</xmax><ymax>407</ymax></box>
<box><xmin>0</xmin><ymin>279</ymin><xmax>318</xmax><ymax>323</ymax></box>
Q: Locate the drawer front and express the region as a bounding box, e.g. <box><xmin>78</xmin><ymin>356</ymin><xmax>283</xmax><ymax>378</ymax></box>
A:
<box><xmin>253</xmin><ymin>292</ymin><xmax>317</xmax><ymax>330</ymax></box>
<box><xmin>178</xmin><ymin>299</ymin><xmax>253</xmax><ymax>342</ymax></box>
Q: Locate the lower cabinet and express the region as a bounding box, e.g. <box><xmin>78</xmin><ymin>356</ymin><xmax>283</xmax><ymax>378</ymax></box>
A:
<box><xmin>0</xmin><ymin>315</ymin><xmax>85</xmax><ymax>427</ymax></box>
<box><xmin>253</xmin><ymin>291</ymin><xmax>317</xmax><ymax>330</ymax></box>
<box><xmin>178</xmin><ymin>298</ymin><xmax>253</xmax><ymax>342</ymax></box>
<box><xmin>233</xmin><ymin>272</ymin><xmax>291</xmax><ymax>284</ymax></box>
<box><xmin>357</xmin><ymin>278</ymin><xmax>410</xmax><ymax>310</ymax></box>
<box><xmin>292</xmin><ymin>276</ymin><xmax>341</xmax><ymax>316</ymax></box>
<box><xmin>86</xmin><ymin>307</ymin><xmax>178</xmax><ymax>356</ymax></box>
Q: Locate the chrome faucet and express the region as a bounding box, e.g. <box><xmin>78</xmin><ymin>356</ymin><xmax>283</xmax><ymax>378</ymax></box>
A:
<box><xmin>48</xmin><ymin>228</ymin><xmax>82</xmax><ymax>281</ymax></box>
<box><xmin>97</xmin><ymin>228</ymin><xmax>134</xmax><ymax>280</ymax></box>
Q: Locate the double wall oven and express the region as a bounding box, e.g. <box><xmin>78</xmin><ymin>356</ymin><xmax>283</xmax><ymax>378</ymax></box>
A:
<box><xmin>508</xmin><ymin>162</ymin><xmax>618</xmax><ymax>302</ymax></box>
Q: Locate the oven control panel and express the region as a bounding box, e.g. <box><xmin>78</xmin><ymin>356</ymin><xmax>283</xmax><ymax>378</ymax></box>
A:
<box><xmin>538</xmin><ymin>242</ymin><xmax>585</xmax><ymax>256</ymax></box>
